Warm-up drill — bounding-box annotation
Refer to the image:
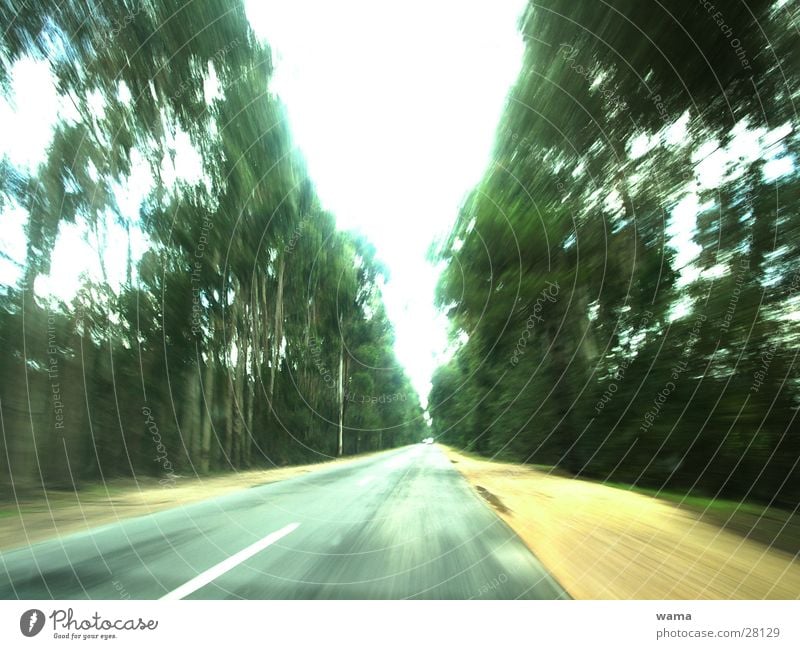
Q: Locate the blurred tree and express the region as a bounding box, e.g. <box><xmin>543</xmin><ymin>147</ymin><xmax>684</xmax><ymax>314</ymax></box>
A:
<box><xmin>431</xmin><ymin>0</ymin><xmax>799</xmax><ymax>506</ymax></box>
<box><xmin>0</xmin><ymin>0</ymin><xmax>423</xmax><ymax>492</ymax></box>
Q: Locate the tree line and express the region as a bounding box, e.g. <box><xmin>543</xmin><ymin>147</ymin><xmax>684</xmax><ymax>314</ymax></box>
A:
<box><xmin>0</xmin><ymin>0</ymin><xmax>423</xmax><ymax>493</ymax></box>
<box><xmin>429</xmin><ymin>0</ymin><xmax>800</xmax><ymax>507</ymax></box>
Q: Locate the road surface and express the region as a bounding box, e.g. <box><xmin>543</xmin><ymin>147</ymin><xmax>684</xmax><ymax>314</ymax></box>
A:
<box><xmin>0</xmin><ymin>444</ymin><xmax>567</xmax><ymax>599</ymax></box>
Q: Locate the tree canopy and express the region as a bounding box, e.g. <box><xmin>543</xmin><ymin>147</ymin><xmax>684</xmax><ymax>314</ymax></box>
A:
<box><xmin>430</xmin><ymin>0</ymin><xmax>800</xmax><ymax>507</ymax></box>
<box><xmin>0</xmin><ymin>0</ymin><xmax>423</xmax><ymax>492</ymax></box>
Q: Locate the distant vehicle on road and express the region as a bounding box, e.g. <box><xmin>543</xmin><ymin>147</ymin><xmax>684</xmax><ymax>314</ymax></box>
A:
<box><xmin>422</xmin><ymin>437</ymin><xmax>434</xmax><ymax>444</ymax></box>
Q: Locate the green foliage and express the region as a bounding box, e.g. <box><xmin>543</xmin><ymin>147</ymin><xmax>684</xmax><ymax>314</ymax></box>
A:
<box><xmin>430</xmin><ymin>0</ymin><xmax>800</xmax><ymax>507</ymax></box>
<box><xmin>0</xmin><ymin>0</ymin><xmax>422</xmax><ymax>490</ymax></box>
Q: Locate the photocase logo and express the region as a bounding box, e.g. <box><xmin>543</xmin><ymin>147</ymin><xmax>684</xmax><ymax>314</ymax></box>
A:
<box><xmin>20</xmin><ymin>609</ymin><xmax>45</xmax><ymax>637</ymax></box>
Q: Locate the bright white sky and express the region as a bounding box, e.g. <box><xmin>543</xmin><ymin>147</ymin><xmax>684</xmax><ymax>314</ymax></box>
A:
<box><xmin>243</xmin><ymin>0</ymin><xmax>529</xmax><ymax>406</ymax></box>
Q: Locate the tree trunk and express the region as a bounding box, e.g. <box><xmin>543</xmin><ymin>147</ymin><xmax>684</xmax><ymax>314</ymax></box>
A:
<box><xmin>199</xmin><ymin>354</ymin><xmax>215</xmax><ymax>473</ymax></box>
<box><xmin>233</xmin><ymin>326</ymin><xmax>245</xmax><ymax>468</ymax></box>
<box><xmin>245</xmin><ymin>334</ymin><xmax>256</xmax><ymax>466</ymax></box>
<box><xmin>337</xmin><ymin>330</ymin><xmax>345</xmax><ymax>456</ymax></box>
<box><xmin>268</xmin><ymin>254</ymin><xmax>285</xmax><ymax>408</ymax></box>
<box><xmin>223</xmin><ymin>319</ymin><xmax>235</xmax><ymax>467</ymax></box>
<box><xmin>15</xmin><ymin>288</ymin><xmax>48</xmax><ymax>493</ymax></box>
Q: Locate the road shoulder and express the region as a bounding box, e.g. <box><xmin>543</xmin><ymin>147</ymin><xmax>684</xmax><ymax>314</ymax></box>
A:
<box><xmin>441</xmin><ymin>445</ymin><xmax>800</xmax><ymax>599</ymax></box>
<box><xmin>0</xmin><ymin>449</ymin><xmax>391</xmax><ymax>552</ymax></box>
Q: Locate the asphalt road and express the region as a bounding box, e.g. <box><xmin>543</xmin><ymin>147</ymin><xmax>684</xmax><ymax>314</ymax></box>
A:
<box><xmin>0</xmin><ymin>444</ymin><xmax>568</xmax><ymax>599</ymax></box>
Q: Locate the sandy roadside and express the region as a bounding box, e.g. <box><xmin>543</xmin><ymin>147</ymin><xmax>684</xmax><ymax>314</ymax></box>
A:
<box><xmin>0</xmin><ymin>450</ymin><xmax>386</xmax><ymax>552</ymax></box>
<box><xmin>442</xmin><ymin>446</ymin><xmax>800</xmax><ymax>599</ymax></box>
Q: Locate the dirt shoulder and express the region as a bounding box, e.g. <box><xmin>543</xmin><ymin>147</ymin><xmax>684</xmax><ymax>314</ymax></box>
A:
<box><xmin>442</xmin><ymin>446</ymin><xmax>800</xmax><ymax>599</ymax></box>
<box><xmin>0</xmin><ymin>451</ymin><xmax>384</xmax><ymax>553</ymax></box>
